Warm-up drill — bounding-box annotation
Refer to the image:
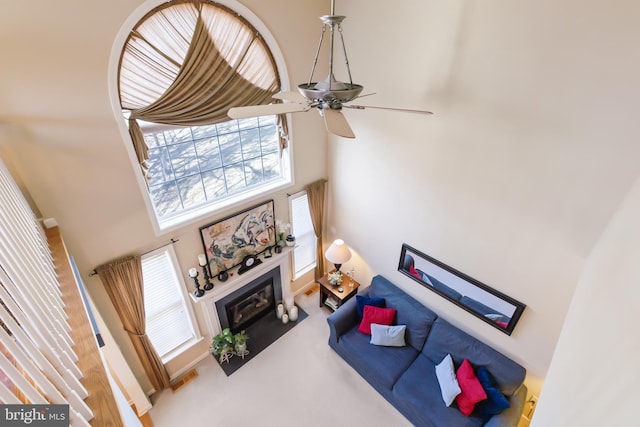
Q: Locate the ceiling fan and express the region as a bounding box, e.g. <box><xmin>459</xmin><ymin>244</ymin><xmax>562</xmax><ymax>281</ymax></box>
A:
<box><xmin>227</xmin><ymin>0</ymin><xmax>433</xmax><ymax>138</ymax></box>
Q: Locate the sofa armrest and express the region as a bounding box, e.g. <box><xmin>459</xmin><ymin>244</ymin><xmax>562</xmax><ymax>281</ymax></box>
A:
<box><xmin>484</xmin><ymin>383</ymin><xmax>527</xmax><ymax>427</ymax></box>
<box><xmin>327</xmin><ymin>291</ymin><xmax>364</xmax><ymax>344</ymax></box>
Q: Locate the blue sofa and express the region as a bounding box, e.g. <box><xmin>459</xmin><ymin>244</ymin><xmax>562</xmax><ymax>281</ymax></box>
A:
<box><xmin>327</xmin><ymin>275</ymin><xmax>527</xmax><ymax>427</ymax></box>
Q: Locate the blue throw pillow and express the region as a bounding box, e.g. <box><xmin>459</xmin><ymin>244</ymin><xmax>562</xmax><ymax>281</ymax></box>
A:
<box><xmin>473</xmin><ymin>366</ymin><xmax>510</xmax><ymax>421</ymax></box>
<box><xmin>356</xmin><ymin>295</ymin><xmax>385</xmax><ymax>320</ymax></box>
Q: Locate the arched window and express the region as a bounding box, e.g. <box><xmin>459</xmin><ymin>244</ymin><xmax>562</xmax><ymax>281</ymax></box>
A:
<box><xmin>116</xmin><ymin>0</ymin><xmax>290</xmax><ymax>232</ymax></box>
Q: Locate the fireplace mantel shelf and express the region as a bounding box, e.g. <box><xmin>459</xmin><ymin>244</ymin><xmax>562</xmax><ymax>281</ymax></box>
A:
<box><xmin>190</xmin><ymin>246</ymin><xmax>293</xmax><ymax>304</ymax></box>
<box><xmin>189</xmin><ymin>246</ymin><xmax>294</xmax><ymax>338</ymax></box>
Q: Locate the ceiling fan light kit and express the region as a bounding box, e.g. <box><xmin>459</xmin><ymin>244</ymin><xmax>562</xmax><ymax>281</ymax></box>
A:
<box><xmin>227</xmin><ymin>0</ymin><xmax>432</xmax><ymax>138</ymax></box>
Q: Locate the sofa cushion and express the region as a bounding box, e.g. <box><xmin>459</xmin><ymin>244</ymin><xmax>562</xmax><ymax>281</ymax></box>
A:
<box><xmin>339</xmin><ymin>325</ymin><xmax>419</xmax><ymax>390</ymax></box>
<box><xmin>455</xmin><ymin>359</ymin><xmax>487</xmax><ymax>416</ymax></box>
<box><xmin>422</xmin><ymin>318</ymin><xmax>526</xmax><ymax>396</ymax></box>
<box><xmin>358</xmin><ymin>306</ymin><xmax>397</xmax><ymax>335</ymax></box>
<box><xmin>356</xmin><ymin>295</ymin><xmax>385</xmax><ymax>321</ymax></box>
<box><xmin>370</xmin><ymin>324</ymin><xmax>406</xmax><ymax>347</ymax></box>
<box><xmin>368</xmin><ymin>275</ymin><xmax>438</xmax><ymax>350</ymax></box>
<box><xmin>473</xmin><ymin>366</ymin><xmax>511</xmax><ymax>421</ymax></box>
<box><xmin>393</xmin><ymin>353</ymin><xmax>483</xmax><ymax>427</ymax></box>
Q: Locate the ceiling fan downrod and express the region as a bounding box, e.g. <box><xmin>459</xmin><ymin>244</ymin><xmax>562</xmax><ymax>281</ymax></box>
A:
<box><xmin>298</xmin><ymin>0</ymin><xmax>363</xmax><ymax>106</ymax></box>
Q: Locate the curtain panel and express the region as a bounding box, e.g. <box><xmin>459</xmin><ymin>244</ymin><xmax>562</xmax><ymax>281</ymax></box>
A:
<box><xmin>305</xmin><ymin>179</ymin><xmax>327</xmax><ymax>279</ymax></box>
<box><xmin>119</xmin><ymin>1</ymin><xmax>287</xmax><ymax>174</ymax></box>
<box><xmin>95</xmin><ymin>256</ymin><xmax>171</xmax><ymax>392</ymax></box>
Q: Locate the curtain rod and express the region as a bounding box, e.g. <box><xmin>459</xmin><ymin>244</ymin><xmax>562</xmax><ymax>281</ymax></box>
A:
<box><xmin>88</xmin><ymin>238</ymin><xmax>179</xmax><ymax>277</ymax></box>
<box><xmin>286</xmin><ymin>178</ymin><xmax>328</xmax><ymax>196</ymax></box>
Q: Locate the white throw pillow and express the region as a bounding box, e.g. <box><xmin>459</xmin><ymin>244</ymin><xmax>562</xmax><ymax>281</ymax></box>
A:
<box><xmin>369</xmin><ymin>324</ymin><xmax>406</xmax><ymax>347</ymax></box>
<box><xmin>435</xmin><ymin>353</ymin><xmax>462</xmax><ymax>406</ymax></box>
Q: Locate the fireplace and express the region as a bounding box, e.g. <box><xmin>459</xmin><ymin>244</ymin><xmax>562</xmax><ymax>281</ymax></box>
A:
<box><xmin>215</xmin><ymin>266</ymin><xmax>282</xmax><ymax>334</ymax></box>
<box><xmin>190</xmin><ymin>247</ymin><xmax>293</xmax><ymax>340</ymax></box>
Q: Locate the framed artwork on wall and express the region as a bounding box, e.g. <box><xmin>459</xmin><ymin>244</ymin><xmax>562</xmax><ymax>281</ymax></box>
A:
<box><xmin>200</xmin><ymin>200</ymin><xmax>276</xmax><ymax>274</ymax></box>
<box><xmin>398</xmin><ymin>243</ymin><xmax>526</xmax><ymax>335</ymax></box>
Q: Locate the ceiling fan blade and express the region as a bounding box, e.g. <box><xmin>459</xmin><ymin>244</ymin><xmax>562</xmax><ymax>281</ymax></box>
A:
<box><xmin>323</xmin><ymin>108</ymin><xmax>355</xmax><ymax>138</ymax></box>
<box><xmin>272</xmin><ymin>91</ymin><xmax>309</xmax><ymax>104</ymax></box>
<box><xmin>352</xmin><ymin>92</ymin><xmax>377</xmax><ymax>100</ymax></box>
<box><xmin>345</xmin><ymin>104</ymin><xmax>433</xmax><ymax>115</ymax></box>
<box><xmin>228</xmin><ymin>103</ymin><xmax>309</xmax><ymax>119</ymax></box>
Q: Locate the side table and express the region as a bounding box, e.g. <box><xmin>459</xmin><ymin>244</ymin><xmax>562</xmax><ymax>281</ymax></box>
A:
<box><xmin>316</xmin><ymin>272</ymin><xmax>360</xmax><ymax>312</ymax></box>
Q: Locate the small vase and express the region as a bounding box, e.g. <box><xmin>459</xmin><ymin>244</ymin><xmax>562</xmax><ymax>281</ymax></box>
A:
<box><xmin>285</xmin><ymin>234</ymin><xmax>296</xmax><ymax>247</ymax></box>
<box><xmin>218</xmin><ymin>270</ymin><xmax>229</xmax><ymax>282</ymax></box>
<box><xmin>282</xmin><ymin>313</ymin><xmax>289</xmax><ymax>324</ymax></box>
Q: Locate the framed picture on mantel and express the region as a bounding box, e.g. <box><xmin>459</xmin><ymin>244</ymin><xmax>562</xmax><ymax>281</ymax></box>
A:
<box><xmin>200</xmin><ymin>200</ymin><xmax>276</xmax><ymax>274</ymax></box>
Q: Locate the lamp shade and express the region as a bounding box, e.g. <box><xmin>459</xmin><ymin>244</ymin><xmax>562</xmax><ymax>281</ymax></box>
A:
<box><xmin>325</xmin><ymin>239</ymin><xmax>352</xmax><ymax>271</ymax></box>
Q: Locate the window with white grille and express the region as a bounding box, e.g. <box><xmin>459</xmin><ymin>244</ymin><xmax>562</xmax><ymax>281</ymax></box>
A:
<box><xmin>116</xmin><ymin>0</ymin><xmax>292</xmax><ymax>232</ymax></box>
<box><xmin>289</xmin><ymin>191</ymin><xmax>317</xmax><ymax>279</ymax></box>
<box><xmin>141</xmin><ymin>246</ymin><xmax>200</xmax><ymax>361</ymax></box>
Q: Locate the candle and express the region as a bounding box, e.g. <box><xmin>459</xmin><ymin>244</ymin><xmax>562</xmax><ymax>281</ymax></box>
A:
<box><xmin>198</xmin><ymin>254</ymin><xmax>207</xmax><ymax>266</ymax></box>
<box><xmin>285</xmin><ymin>296</ymin><xmax>295</xmax><ymax>311</ymax></box>
<box><xmin>188</xmin><ymin>268</ymin><xmax>198</xmax><ymax>278</ymax></box>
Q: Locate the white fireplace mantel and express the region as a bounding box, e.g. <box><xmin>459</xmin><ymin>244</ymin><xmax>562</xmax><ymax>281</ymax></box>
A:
<box><xmin>189</xmin><ymin>247</ymin><xmax>294</xmax><ymax>337</ymax></box>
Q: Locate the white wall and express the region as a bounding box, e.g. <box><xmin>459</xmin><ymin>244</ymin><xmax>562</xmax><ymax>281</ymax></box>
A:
<box><xmin>326</xmin><ymin>0</ymin><xmax>640</xmax><ymax>398</ymax></box>
<box><xmin>531</xmin><ymin>177</ymin><xmax>640</xmax><ymax>425</ymax></box>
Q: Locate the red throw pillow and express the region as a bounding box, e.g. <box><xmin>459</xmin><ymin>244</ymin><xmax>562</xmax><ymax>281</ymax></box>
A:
<box><xmin>455</xmin><ymin>359</ymin><xmax>488</xmax><ymax>416</ymax></box>
<box><xmin>358</xmin><ymin>306</ymin><xmax>397</xmax><ymax>335</ymax></box>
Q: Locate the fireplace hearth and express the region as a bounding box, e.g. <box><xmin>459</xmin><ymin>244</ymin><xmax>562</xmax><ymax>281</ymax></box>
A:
<box><xmin>189</xmin><ymin>248</ymin><xmax>307</xmax><ymax>375</ymax></box>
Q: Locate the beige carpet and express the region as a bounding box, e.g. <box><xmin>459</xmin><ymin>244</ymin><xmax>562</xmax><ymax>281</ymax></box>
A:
<box><xmin>148</xmin><ymin>290</ymin><xmax>411</xmax><ymax>427</ymax></box>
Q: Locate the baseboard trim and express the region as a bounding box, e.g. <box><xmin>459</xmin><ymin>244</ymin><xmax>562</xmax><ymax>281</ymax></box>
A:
<box><xmin>169</xmin><ymin>350</ymin><xmax>211</xmax><ymax>381</ymax></box>
<box><xmin>295</xmin><ymin>279</ymin><xmax>318</xmax><ymax>296</ymax></box>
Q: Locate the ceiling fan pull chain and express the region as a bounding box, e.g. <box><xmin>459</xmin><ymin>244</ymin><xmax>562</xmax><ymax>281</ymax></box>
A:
<box><xmin>338</xmin><ymin>24</ymin><xmax>354</xmax><ymax>86</ymax></box>
<box><xmin>307</xmin><ymin>24</ymin><xmax>327</xmax><ymax>86</ymax></box>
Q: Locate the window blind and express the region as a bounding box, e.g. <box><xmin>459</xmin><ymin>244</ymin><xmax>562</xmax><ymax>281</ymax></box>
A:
<box><xmin>141</xmin><ymin>247</ymin><xmax>197</xmax><ymax>360</ymax></box>
<box><xmin>290</xmin><ymin>192</ymin><xmax>317</xmax><ymax>279</ymax></box>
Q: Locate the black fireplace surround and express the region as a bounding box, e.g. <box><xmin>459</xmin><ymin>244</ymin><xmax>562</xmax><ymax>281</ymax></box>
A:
<box><xmin>215</xmin><ymin>266</ymin><xmax>282</xmax><ymax>334</ymax></box>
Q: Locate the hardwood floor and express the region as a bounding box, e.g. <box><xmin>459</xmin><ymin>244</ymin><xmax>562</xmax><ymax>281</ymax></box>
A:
<box><xmin>48</xmin><ymin>227</ymin><xmax>123</xmax><ymax>426</ymax></box>
<box><xmin>133</xmin><ymin>404</ymin><xmax>154</xmax><ymax>427</ymax></box>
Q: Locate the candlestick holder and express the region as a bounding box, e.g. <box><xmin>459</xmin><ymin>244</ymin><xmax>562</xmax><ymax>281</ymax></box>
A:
<box><xmin>201</xmin><ymin>264</ymin><xmax>214</xmax><ymax>291</ymax></box>
<box><xmin>191</xmin><ymin>272</ymin><xmax>204</xmax><ymax>297</ymax></box>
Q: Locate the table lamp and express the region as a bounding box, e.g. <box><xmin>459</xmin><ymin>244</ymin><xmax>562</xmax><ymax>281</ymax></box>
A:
<box><xmin>325</xmin><ymin>239</ymin><xmax>352</xmax><ymax>273</ymax></box>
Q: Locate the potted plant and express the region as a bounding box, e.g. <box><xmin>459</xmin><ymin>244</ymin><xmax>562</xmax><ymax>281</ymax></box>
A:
<box><xmin>234</xmin><ymin>330</ymin><xmax>249</xmax><ymax>354</ymax></box>
<box><xmin>275</xmin><ymin>219</ymin><xmax>291</xmax><ymax>247</ymax></box>
<box><xmin>328</xmin><ymin>271</ymin><xmax>343</xmax><ymax>286</ymax></box>
<box><xmin>211</xmin><ymin>328</ymin><xmax>235</xmax><ymax>363</ymax></box>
